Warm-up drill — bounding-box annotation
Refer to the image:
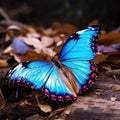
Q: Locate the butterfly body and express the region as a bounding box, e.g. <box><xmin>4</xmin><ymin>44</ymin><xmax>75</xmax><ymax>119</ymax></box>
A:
<box><xmin>6</xmin><ymin>26</ymin><xmax>100</xmax><ymax>101</ymax></box>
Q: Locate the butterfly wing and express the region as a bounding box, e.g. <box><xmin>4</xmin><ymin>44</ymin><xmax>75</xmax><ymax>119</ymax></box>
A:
<box><xmin>60</xmin><ymin>26</ymin><xmax>100</xmax><ymax>61</ymax></box>
<box><xmin>7</xmin><ymin>61</ymin><xmax>53</xmax><ymax>89</ymax></box>
<box><xmin>6</xmin><ymin>61</ymin><xmax>77</xmax><ymax>101</ymax></box>
<box><xmin>60</xmin><ymin>26</ymin><xmax>100</xmax><ymax>93</ymax></box>
<box><xmin>62</xmin><ymin>60</ymin><xmax>97</xmax><ymax>93</ymax></box>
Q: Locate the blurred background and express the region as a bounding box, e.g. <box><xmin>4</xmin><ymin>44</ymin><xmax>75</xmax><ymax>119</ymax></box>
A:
<box><xmin>0</xmin><ymin>0</ymin><xmax>120</xmax><ymax>31</ymax></box>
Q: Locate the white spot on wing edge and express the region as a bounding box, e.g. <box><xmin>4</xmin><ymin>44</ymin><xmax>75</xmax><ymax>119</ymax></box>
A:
<box><xmin>76</xmin><ymin>29</ymin><xmax>86</xmax><ymax>34</ymax></box>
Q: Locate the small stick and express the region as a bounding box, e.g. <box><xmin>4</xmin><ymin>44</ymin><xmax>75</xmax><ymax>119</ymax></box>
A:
<box><xmin>0</xmin><ymin>7</ymin><xmax>27</xmax><ymax>27</ymax></box>
<box><xmin>106</xmin><ymin>69</ymin><xmax>120</xmax><ymax>76</ymax></box>
<box><xmin>0</xmin><ymin>8</ymin><xmax>11</xmax><ymax>21</ymax></box>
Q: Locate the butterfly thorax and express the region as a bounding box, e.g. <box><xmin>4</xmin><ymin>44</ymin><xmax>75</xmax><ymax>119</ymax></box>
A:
<box><xmin>51</xmin><ymin>57</ymin><xmax>79</xmax><ymax>95</ymax></box>
<box><xmin>51</xmin><ymin>57</ymin><xmax>62</xmax><ymax>69</ymax></box>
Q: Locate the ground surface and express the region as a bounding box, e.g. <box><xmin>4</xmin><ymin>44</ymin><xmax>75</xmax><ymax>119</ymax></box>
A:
<box><xmin>0</xmin><ymin>67</ymin><xmax>120</xmax><ymax>120</ymax></box>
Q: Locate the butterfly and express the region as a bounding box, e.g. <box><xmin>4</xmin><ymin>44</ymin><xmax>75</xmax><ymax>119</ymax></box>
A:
<box><xmin>6</xmin><ymin>26</ymin><xmax>100</xmax><ymax>101</ymax></box>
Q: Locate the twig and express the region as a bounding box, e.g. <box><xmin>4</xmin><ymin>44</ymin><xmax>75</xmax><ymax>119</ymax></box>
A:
<box><xmin>106</xmin><ymin>69</ymin><xmax>120</xmax><ymax>76</ymax></box>
<box><xmin>0</xmin><ymin>20</ymin><xmax>25</xmax><ymax>27</ymax></box>
<box><xmin>0</xmin><ymin>8</ymin><xmax>11</xmax><ymax>21</ymax></box>
<box><xmin>0</xmin><ymin>7</ymin><xmax>27</xmax><ymax>27</ymax></box>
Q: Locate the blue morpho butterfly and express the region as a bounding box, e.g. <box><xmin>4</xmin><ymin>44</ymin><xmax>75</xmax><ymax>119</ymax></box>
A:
<box><xmin>6</xmin><ymin>26</ymin><xmax>100</xmax><ymax>101</ymax></box>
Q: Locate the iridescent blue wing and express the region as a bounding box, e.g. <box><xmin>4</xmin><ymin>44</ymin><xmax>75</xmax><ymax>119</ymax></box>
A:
<box><xmin>59</xmin><ymin>26</ymin><xmax>100</xmax><ymax>61</ymax></box>
<box><xmin>60</xmin><ymin>26</ymin><xmax>100</xmax><ymax>93</ymax></box>
<box><xmin>6</xmin><ymin>61</ymin><xmax>77</xmax><ymax>101</ymax></box>
<box><xmin>7</xmin><ymin>61</ymin><xmax>52</xmax><ymax>89</ymax></box>
<box><xmin>62</xmin><ymin>60</ymin><xmax>97</xmax><ymax>93</ymax></box>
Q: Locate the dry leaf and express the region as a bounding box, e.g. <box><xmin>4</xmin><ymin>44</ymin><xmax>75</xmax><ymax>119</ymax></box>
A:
<box><xmin>98</xmin><ymin>32</ymin><xmax>120</xmax><ymax>46</ymax></box>
<box><xmin>35</xmin><ymin>93</ymin><xmax>52</xmax><ymax>113</ymax></box>
<box><xmin>37</xmin><ymin>103</ymin><xmax>52</xmax><ymax>113</ymax></box>
<box><xmin>10</xmin><ymin>51</ymin><xmax>21</xmax><ymax>62</ymax></box>
<box><xmin>64</xmin><ymin>108</ymin><xmax>71</xmax><ymax>115</ymax></box>
<box><xmin>0</xmin><ymin>59</ymin><xmax>8</xmax><ymax>67</ymax></box>
<box><xmin>26</xmin><ymin>32</ymin><xmax>41</xmax><ymax>38</ymax></box>
<box><xmin>19</xmin><ymin>100</ymin><xmax>32</xmax><ymax>106</ymax></box>
<box><xmin>7</xmin><ymin>25</ymin><xmax>23</xmax><ymax>31</ymax></box>
<box><xmin>47</xmin><ymin>108</ymin><xmax>64</xmax><ymax>120</ymax></box>
<box><xmin>22</xmin><ymin>51</ymin><xmax>51</xmax><ymax>62</ymax></box>
<box><xmin>107</xmin><ymin>53</ymin><xmax>120</xmax><ymax>65</ymax></box>
<box><xmin>113</xmin><ymin>85</ymin><xmax>120</xmax><ymax>91</ymax></box>
<box><xmin>42</xmin><ymin>48</ymin><xmax>56</xmax><ymax>57</ymax></box>
<box><xmin>41</xmin><ymin>36</ymin><xmax>54</xmax><ymax>47</ymax></box>
<box><xmin>23</xmin><ymin>36</ymin><xmax>43</xmax><ymax>53</ymax></box>
<box><xmin>6</xmin><ymin>25</ymin><xmax>24</xmax><ymax>41</ymax></box>
<box><xmin>2</xmin><ymin>46</ymin><xmax>13</xmax><ymax>53</ymax></box>
<box><xmin>94</xmin><ymin>53</ymin><xmax>108</xmax><ymax>64</ymax></box>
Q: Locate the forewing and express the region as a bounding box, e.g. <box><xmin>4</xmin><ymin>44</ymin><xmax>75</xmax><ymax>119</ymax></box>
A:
<box><xmin>59</xmin><ymin>26</ymin><xmax>100</xmax><ymax>61</ymax></box>
<box><xmin>60</xmin><ymin>26</ymin><xmax>100</xmax><ymax>93</ymax></box>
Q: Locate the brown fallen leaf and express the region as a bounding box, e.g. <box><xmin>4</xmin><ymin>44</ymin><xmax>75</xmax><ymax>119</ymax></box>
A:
<box><xmin>107</xmin><ymin>53</ymin><xmax>120</xmax><ymax>68</ymax></box>
<box><xmin>6</xmin><ymin>25</ymin><xmax>25</xmax><ymax>41</ymax></box>
<box><xmin>98</xmin><ymin>32</ymin><xmax>120</xmax><ymax>46</ymax></box>
<box><xmin>22</xmin><ymin>51</ymin><xmax>51</xmax><ymax>62</ymax></box>
<box><xmin>19</xmin><ymin>100</ymin><xmax>32</xmax><ymax>106</ymax></box>
<box><xmin>93</xmin><ymin>53</ymin><xmax>108</xmax><ymax>64</ymax></box>
<box><xmin>35</xmin><ymin>94</ymin><xmax>52</xmax><ymax>113</ymax></box>
<box><xmin>64</xmin><ymin>107</ymin><xmax>71</xmax><ymax>115</ymax></box>
<box><xmin>47</xmin><ymin>108</ymin><xmax>64</xmax><ymax>120</ymax></box>
<box><xmin>10</xmin><ymin>51</ymin><xmax>21</xmax><ymax>63</ymax></box>
<box><xmin>7</xmin><ymin>25</ymin><xmax>23</xmax><ymax>32</ymax></box>
<box><xmin>55</xmin><ymin>23</ymin><xmax>78</xmax><ymax>37</ymax></box>
<box><xmin>37</xmin><ymin>103</ymin><xmax>52</xmax><ymax>113</ymax></box>
<box><xmin>0</xmin><ymin>59</ymin><xmax>9</xmax><ymax>67</ymax></box>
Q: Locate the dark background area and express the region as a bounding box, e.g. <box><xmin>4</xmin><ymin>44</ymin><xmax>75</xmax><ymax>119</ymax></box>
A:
<box><xmin>0</xmin><ymin>0</ymin><xmax>120</xmax><ymax>31</ymax></box>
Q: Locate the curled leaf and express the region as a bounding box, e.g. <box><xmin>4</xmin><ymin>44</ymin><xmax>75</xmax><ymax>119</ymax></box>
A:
<box><xmin>37</xmin><ymin>103</ymin><xmax>52</xmax><ymax>113</ymax></box>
